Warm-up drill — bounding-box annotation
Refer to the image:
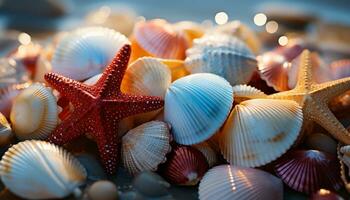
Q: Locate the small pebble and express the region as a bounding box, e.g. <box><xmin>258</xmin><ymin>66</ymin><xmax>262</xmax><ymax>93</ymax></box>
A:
<box><xmin>88</xmin><ymin>180</ymin><xmax>118</xmax><ymax>200</ymax></box>
<box><xmin>133</xmin><ymin>171</ymin><xmax>170</xmax><ymax>197</ymax></box>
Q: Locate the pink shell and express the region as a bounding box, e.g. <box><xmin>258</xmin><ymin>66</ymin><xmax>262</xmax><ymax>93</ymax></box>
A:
<box><xmin>134</xmin><ymin>19</ymin><xmax>188</xmax><ymax>59</ymax></box>
<box><xmin>159</xmin><ymin>145</ymin><xmax>208</xmax><ymax>185</ymax></box>
<box><xmin>330</xmin><ymin>59</ymin><xmax>350</xmax><ymax>80</ymax></box>
<box><xmin>257</xmin><ymin>43</ymin><xmax>303</xmax><ymax>91</ymax></box>
<box><xmin>310</xmin><ymin>189</ymin><xmax>343</xmax><ymax>200</ymax></box>
<box><xmin>275</xmin><ymin>150</ymin><xmax>342</xmax><ymax>194</ymax></box>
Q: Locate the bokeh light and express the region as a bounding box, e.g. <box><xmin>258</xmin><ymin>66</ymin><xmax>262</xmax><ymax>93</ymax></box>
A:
<box><xmin>278</xmin><ymin>36</ymin><xmax>289</xmax><ymax>46</ymax></box>
<box><xmin>265</xmin><ymin>21</ymin><xmax>278</xmax><ymax>33</ymax></box>
<box><xmin>18</xmin><ymin>33</ymin><xmax>31</xmax><ymax>45</ymax></box>
<box><xmin>253</xmin><ymin>13</ymin><xmax>267</xmax><ymax>26</ymax></box>
<box><xmin>215</xmin><ymin>12</ymin><xmax>229</xmax><ymax>25</ymax></box>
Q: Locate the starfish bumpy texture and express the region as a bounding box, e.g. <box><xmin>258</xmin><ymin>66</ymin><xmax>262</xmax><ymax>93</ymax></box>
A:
<box><xmin>268</xmin><ymin>50</ymin><xmax>350</xmax><ymax>144</ymax></box>
<box><xmin>45</xmin><ymin>45</ymin><xmax>164</xmax><ymax>174</ymax></box>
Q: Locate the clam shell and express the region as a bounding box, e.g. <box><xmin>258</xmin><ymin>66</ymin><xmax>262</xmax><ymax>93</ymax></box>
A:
<box><xmin>199</xmin><ymin>165</ymin><xmax>283</xmax><ymax>200</ymax></box>
<box><xmin>212</xmin><ymin>20</ymin><xmax>262</xmax><ymax>54</ymax></box>
<box><xmin>164</xmin><ymin>73</ymin><xmax>233</xmax><ymax>145</ymax></box>
<box><xmin>232</xmin><ymin>84</ymin><xmax>267</xmax><ymax>103</ymax></box>
<box><xmin>52</xmin><ymin>26</ymin><xmax>130</xmax><ymax>80</ymax></box>
<box><xmin>160</xmin><ymin>145</ymin><xmax>208</xmax><ymax>185</ymax></box>
<box><xmin>185</xmin><ymin>34</ymin><xmax>257</xmax><ymax>85</ymax></box>
<box><xmin>275</xmin><ymin>150</ymin><xmax>342</xmax><ymax>194</ymax></box>
<box><xmin>310</xmin><ymin>189</ymin><xmax>344</xmax><ymax>200</ymax></box>
<box><xmin>305</xmin><ymin>133</ymin><xmax>337</xmax><ymax>155</ymax></box>
<box><xmin>0</xmin><ymin>112</ymin><xmax>13</xmax><ymax>146</ymax></box>
<box><xmin>132</xmin><ymin>19</ymin><xmax>188</xmax><ymax>60</ymax></box>
<box><xmin>0</xmin><ymin>58</ymin><xmax>30</xmax><ymax>88</ymax></box>
<box><xmin>217</xmin><ymin>99</ymin><xmax>303</xmax><ymax>167</ymax></box>
<box><xmin>0</xmin><ymin>140</ymin><xmax>87</xmax><ymax>199</ymax></box>
<box><xmin>193</xmin><ymin>142</ymin><xmax>218</xmax><ymax>167</ymax></box>
<box><xmin>122</xmin><ymin>121</ymin><xmax>171</xmax><ymax>175</ymax></box>
<box><xmin>331</xmin><ymin>59</ymin><xmax>350</xmax><ymax>80</ymax></box>
<box><xmin>10</xmin><ymin>83</ymin><xmax>58</xmax><ymax>140</ymax></box>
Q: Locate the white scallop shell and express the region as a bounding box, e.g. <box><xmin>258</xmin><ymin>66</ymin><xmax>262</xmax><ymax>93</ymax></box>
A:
<box><xmin>10</xmin><ymin>83</ymin><xmax>58</xmax><ymax>140</ymax></box>
<box><xmin>232</xmin><ymin>84</ymin><xmax>267</xmax><ymax>103</ymax></box>
<box><xmin>122</xmin><ymin>121</ymin><xmax>171</xmax><ymax>175</ymax></box>
<box><xmin>164</xmin><ymin>73</ymin><xmax>233</xmax><ymax>145</ymax></box>
<box><xmin>193</xmin><ymin>142</ymin><xmax>218</xmax><ymax>167</ymax></box>
<box><xmin>217</xmin><ymin>99</ymin><xmax>303</xmax><ymax>167</ymax></box>
<box><xmin>185</xmin><ymin>34</ymin><xmax>257</xmax><ymax>85</ymax></box>
<box><xmin>52</xmin><ymin>26</ymin><xmax>130</xmax><ymax>80</ymax></box>
<box><xmin>0</xmin><ymin>140</ymin><xmax>87</xmax><ymax>199</ymax></box>
<box><xmin>199</xmin><ymin>165</ymin><xmax>283</xmax><ymax>200</ymax></box>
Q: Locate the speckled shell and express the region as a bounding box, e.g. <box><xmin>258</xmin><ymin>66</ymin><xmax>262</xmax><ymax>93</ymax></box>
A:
<box><xmin>132</xmin><ymin>19</ymin><xmax>188</xmax><ymax>60</ymax></box>
<box><xmin>199</xmin><ymin>165</ymin><xmax>283</xmax><ymax>200</ymax></box>
<box><xmin>10</xmin><ymin>83</ymin><xmax>58</xmax><ymax>140</ymax></box>
<box><xmin>122</xmin><ymin>121</ymin><xmax>171</xmax><ymax>175</ymax></box>
<box><xmin>275</xmin><ymin>150</ymin><xmax>342</xmax><ymax>194</ymax></box>
<box><xmin>0</xmin><ymin>140</ymin><xmax>87</xmax><ymax>199</ymax></box>
<box><xmin>52</xmin><ymin>26</ymin><xmax>130</xmax><ymax>80</ymax></box>
<box><xmin>160</xmin><ymin>145</ymin><xmax>209</xmax><ymax>185</ymax></box>
<box><xmin>212</xmin><ymin>20</ymin><xmax>262</xmax><ymax>54</ymax></box>
<box><xmin>232</xmin><ymin>84</ymin><xmax>267</xmax><ymax>103</ymax></box>
<box><xmin>185</xmin><ymin>34</ymin><xmax>257</xmax><ymax>86</ymax></box>
<box><xmin>331</xmin><ymin>59</ymin><xmax>350</xmax><ymax>80</ymax></box>
<box><xmin>0</xmin><ymin>58</ymin><xmax>30</xmax><ymax>88</ymax></box>
<box><xmin>0</xmin><ymin>112</ymin><xmax>13</xmax><ymax>146</ymax></box>
<box><xmin>217</xmin><ymin>99</ymin><xmax>303</xmax><ymax>167</ymax></box>
<box><xmin>193</xmin><ymin>142</ymin><xmax>218</xmax><ymax>167</ymax></box>
<box><xmin>164</xmin><ymin>73</ymin><xmax>233</xmax><ymax>145</ymax></box>
<box><xmin>305</xmin><ymin>133</ymin><xmax>337</xmax><ymax>155</ymax></box>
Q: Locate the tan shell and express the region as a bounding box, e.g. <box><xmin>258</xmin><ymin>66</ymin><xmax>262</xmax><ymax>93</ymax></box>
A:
<box><xmin>10</xmin><ymin>83</ymin><xmax>58</xmax><ymax>140</ymax></box>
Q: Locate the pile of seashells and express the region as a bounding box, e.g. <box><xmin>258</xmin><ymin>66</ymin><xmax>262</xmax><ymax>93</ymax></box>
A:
<box><xmin>1</xmin><ymin>10</ymin><xmax>350</xmax><ymax>200</ymax></box>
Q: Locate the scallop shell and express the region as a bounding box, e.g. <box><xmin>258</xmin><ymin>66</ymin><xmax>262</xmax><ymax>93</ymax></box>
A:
<box><xmin>10</xmin><ymin>83</ymin><xmax>58</xmax><ymax>140</ymax></box>
<box><xmin>275</xmin><ymin>150</ymin><xmax>342</xmax><ymax>194</ymax></box>
<box><xmin>305</xmin><ymin>133</ymin><xmax>337</xmax><ymax>155</ymax></box>
<box><xmin>0</xmin><ymin>83</ymin><xmax>30</xmax><ymax>118</ymax></box>
<box><xmin>164</xmin><ymin>73</ymin><xmax>233</xmax><ymax>145</ymax></box>
<box><xmin>310</xmin><ymin>189</ymin><xmax>344</xmax><ymax>200</ymax></box>
<box><xmin>232</xmin><ymin>84</ymin><xmax>267</xmax><ymax>103</ymax></box>
<box><xmin>212</xmin><ymin>20</ymin><xmax>262</xmax><ymax>54</ymax></box>
<box><xmin>185</xmin><ymin>34</ymin><xmax>257</xmax><ymax>86</ymax></box>
<box><xmin>0</xmin><ymin>140</ymin><xmax>87</xmax><ymax>199</ymax></box>
<box><xmin>160</xmin><ymin>145</ymin><xmax>208</xmax><ymax>185</ymax></box>
<box><xmin>0</xmin><ymin>112</ymin><xmax>13</xmax><ymax>146</ymax></box>
<box><xmin>217</xmin><ymin>99</ymin><xmax>303</xmax><ymax>167</ymax></box>
<box><xmin>52</xmin><ymin>26</ymin><xmax>130</xmax><ymax>80</ymax></box>
<box><xmin>132</xmin><ymin>19</ymin><xmax>188</xmax><ymax>60</ymax></box>
<box><xmin>199</xmin><ymin>165</ymin><xmax>283</xmax><ymax>200</ymax></box>
<box><xmin>257</xmin><ymin>44</ymin><xmax>303</xmax><ymax>91</ymax></box>
<box><xmin>0</xmin><ymin>58</ymin><xmax>30</xmax><ymax>88</ymax></box>
<box><xmin>122</xmin><ymin>121</ymin><xmax>171</xmax><ymax>175</ymax></box>
<box><xmin>193</xmin><ymin>142</ymin><xmax>218</xmax><ymax>167</ymax></box>
<box><xmin>331</xmin><ymin>59</ymin><xmax>350</xmax><ymax>80</ymax></box>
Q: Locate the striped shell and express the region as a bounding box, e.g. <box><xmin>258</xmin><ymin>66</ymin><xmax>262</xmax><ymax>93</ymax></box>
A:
<box><xmin>217</xmin><ymin>99</ymin><xmax>303</xmax><ymax>167</ymax></box>
<box><xmin>122</xmin><ymin>121</ymin><xmax>171</xmax><ymax>175</ymax></box>
<box><xmin>232</xmin><ymin>84</ymin><xmax>267</xmax><ymax>103</ymax></box>
<box><xmin>10</xmin><ymin>83</ymin><xmax>58</xmax><ymax>140</ymax></box>
<box><xmin>0</xmin><ymin>140</ymin><xmax>87</xmax><ymax>199</ymax></box>
<box><xmin>199</xmin><ymin>165</ymin><xmax>283</xmax><ymax>200</ymax></box>
<box><xmin>160</xmin><ymin>145</ymin><xmax>209</xmax><ymax>185</ymax></box>
<box><xmin>185</xmin><ymin>34</ymin><xmax>257</xmax><ymax>85</ymax></box>
<box><xmin>164</xmin><ymin>73</ymin><xmax>233</xmax><ymax>145</ymax></box>
<box><xmin>275</xmin><ymin>150</ymin><xmax>342</xmax><ymax>194</ymax></box>
<box><xmin>52</xmin><ymin>26</ymin><xmax>130</xmax><ymax>80</ymax></box>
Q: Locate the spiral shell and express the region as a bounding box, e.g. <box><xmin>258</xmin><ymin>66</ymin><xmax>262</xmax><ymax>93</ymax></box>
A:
<box><xmin>185</xmin><ymin>34</ymin><xmax>257</xmax><ymax>85</ymax></box>
<box><xmin>52</xmin><ymin>26</ymin><xmax>130</xmax><ymax>80</ymax></box>
<box><xmin>0</xmin><ymin>140</ymin><xmax>87</xmax><ymax>199</ymax></box>
<box><xmin>199</xmin><ymin>165</ymin><xmax>283</xmax><ymax>200</ymax></box>
<box><xmin>164</xmin><ymin>73</ymin><xmax>233</xmax><ymax>145</ymax></box>
<box><xmin>10</xmin><ymin>83</ymin><xmax>58</xmax><ymax>140</ymax></box>
<box><xmin>122</xmin><ymin>121</ymin><xmax>171</xmax><ymax>175</ymax></box>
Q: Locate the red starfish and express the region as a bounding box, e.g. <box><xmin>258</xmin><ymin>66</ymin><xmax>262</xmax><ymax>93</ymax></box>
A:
<box><xmin>45</xmin><ymin>45</ymin><xmax>164</xmax><ymax>174</ymax></box>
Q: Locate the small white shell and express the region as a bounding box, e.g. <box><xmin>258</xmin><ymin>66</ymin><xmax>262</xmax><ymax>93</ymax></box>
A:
<box><xmin>232</xmin><ymin>84</ymin><xmax>267</xmax><ymax>103</ymax></box>
<box><xmin>0</xmin><ymin>140</ymin><xmax>87</xmax><ymax>199</ymax></box>
<box><xmin>122</xmin><ymin>121</ymin><xmax>171</xmax><ymax>175</ymax></box>
<box><xmin>164</xmin><ymin>73</ymin><xmax>233</xmax><ymax>145</ymax></box>
<box><xmin>10</xmin><ymin>83</ymin><xmax>58</xmax><ymax>140</ymax></box>
<box><xmin>52</xmin><ymin>26</ymin><xmax>130</xmax><ymax>80</ymax></box>
<box><xmin>185</xmin><ymin>34</ymin><xmax>257</xmax><ymax>85</ymax></box>
<box><xmin>217</xmin><ymin>99</ymin><xmax>303</xmax><ymax>167</ymax></box>
<box><xmin>199</xmin><ymin>165</ymin><xmax>283</xmax><ymax>200</ymax></box>
<box><xmin>193</xmin><ymin>142</ymin><xmax>218</xmax><ymax>167</ymax></box>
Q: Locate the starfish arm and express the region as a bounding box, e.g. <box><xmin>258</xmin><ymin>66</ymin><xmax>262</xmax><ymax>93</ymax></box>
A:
<box><xmin>313</xmin><ymin>77</ymin><xmax>350</xmax><ymax>103</ymax></box>
<box><xmin>45</xmin><ymin>73</ymin><xmax>94</xmax><ymax>107</ymax></box>
<box><xmin>105</xmin><ymin>94</ymin><xmax>164</xmax><ymax>119</ymax></box>
<box><xmin>306</xmin><ymin>101</ymin><xmax>350</xmax><ymax>144</ymax></box>
<box><xmin>294</xmin><ymin>50</ymin><xmax>313</xmax><ymax>91</ymax></box>
<box><xmin>97</xmin><ymin>45</ymin><xmax>131</xmax><ymax>98</ymax></box>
